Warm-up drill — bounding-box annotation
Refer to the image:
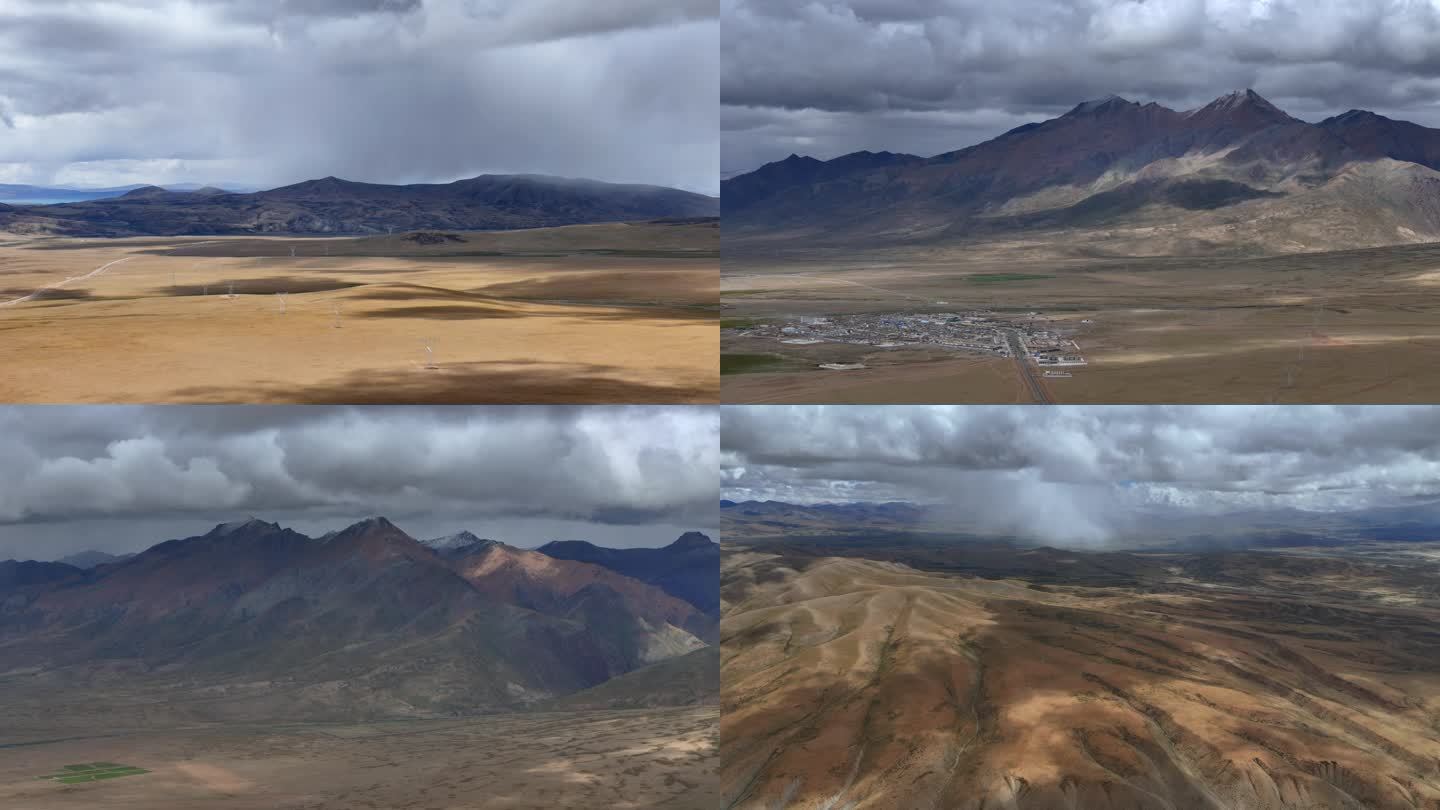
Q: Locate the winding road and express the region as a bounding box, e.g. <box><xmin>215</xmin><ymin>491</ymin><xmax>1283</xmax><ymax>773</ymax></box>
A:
<box><xmin>0</xmin><ymin>256</ymin><xmax>134</xmax><ymax>307</ymax></box>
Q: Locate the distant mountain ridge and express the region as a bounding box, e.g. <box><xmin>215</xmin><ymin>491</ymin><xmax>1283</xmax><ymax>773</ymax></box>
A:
<box><xmin>722</xmin><ymin>89</ymin><xmax>1440</xmax><ymax>255</ymax></box>
<box><xmin>0</xmin><ymin>518</ymin><xmax>717</xmax><ymax>721</ymax></box>
<box><xmin>720</xmin><ymin>498</ymin><xmax>1440</xmax><ymax>550</ymax></box>
<box><xmin>537</xmin><ymin>531</ymin><xmax>720</xmax><ymax>615</ymax></box>
<box><xmin>0</xmin><ymin>173</ymin><xmax>719</xmax><ymax>237</ymax></box>
<box><xmin>0</xmin><ymin>182</ymin><xmax>249</xmax><ymax>205</ymax></box>
<box><xmin>54</xmin><ymin>549</ymin><xmax>132</xmax><ymax>569</ymax></box>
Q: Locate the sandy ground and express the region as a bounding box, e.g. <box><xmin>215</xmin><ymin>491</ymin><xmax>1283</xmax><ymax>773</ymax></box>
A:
<box><xmin>0</xmin><ymin>707</ymin><xmax>717</xmax><ymax>809</ymax></box>
<box><xmin>0</xmin><ymin>224</ymin><xmax>717</xmax><ymax>403</ymax></box>
<box><xmin>720</xmin><ymin>545</ymin><xmax>1440</xmax><ymax>809</ymax></box>
<box><xmin>721</xmin><ymin>242</ymin><xmax>1440</xmax><ymax>403</ymax></box>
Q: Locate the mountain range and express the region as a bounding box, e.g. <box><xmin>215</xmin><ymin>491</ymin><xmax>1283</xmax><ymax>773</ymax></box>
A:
<box><xmin>0</xmin><ymin>518</ymin><xmax>718</xmax><ymax>722</ymax></box>
<box><xmin>0</xmin><ymin>182</ymin><xmax>254</xmax><ymax>205</ymax></box>
<box><xmin>539</xmin><ymin>531</ymin><xmax>721</xmax><ymax>615</ymax></box>
<box><xmin>0</xmin><ymin>173</ymin><xmax>719</xmax><ymax>237</ymax></box>
<box><xmin>722</xmin><ymin>89</ymin><xmax>1440</xmax><ymax>255</ymax></box>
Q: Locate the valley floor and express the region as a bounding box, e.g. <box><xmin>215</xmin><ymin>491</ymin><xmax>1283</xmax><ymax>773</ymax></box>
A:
<box><xmin>721</xmin><ymin>242</ymin><xmax>1440</xmax><ymax>403</ymax></box>
<box><xmin>0</xmin><ymin>223</ymin><xmax>717</xmax><ymax>403</ymax></box>
<box><xmin>0</xmin><ymin>707</ymin><xmax>717</xmax><ymax>809</ymax></box>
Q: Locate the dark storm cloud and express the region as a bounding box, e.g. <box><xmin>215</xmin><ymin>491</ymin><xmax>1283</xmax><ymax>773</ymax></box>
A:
<box><xmin>722</xmin><ymin>406</ymin><xmax>1440</xmax><ymax>545</ymax></box>
<box><xmin>0</xmin><ymin>0</ymin><xmax>718</xmax><ymax>193</ymax></box>
<box><xmin>0</xmin><ymin>406</ymin><xmax>718</xmax><ymax>558</ymax></box>
<box><xmin>722</xmin><ymin>0</ymin><xmax>1440</xmax><ymax>173</ymax></box>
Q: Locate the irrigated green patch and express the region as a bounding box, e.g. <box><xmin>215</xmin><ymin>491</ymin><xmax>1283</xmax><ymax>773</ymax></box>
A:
<box><xmin>966</xmin><ymin>273</ymin><xmax>1055</xmax><ymax>284</ymax></box>
<box><xmin>38</xmin><ymin>763</ymin><xmax>149</xmax><ymax>784</ymax></box>
<box><xmin>721</xmin><ymin>353</ymin><xmax>792</xmax><ymax>375</ymax></box>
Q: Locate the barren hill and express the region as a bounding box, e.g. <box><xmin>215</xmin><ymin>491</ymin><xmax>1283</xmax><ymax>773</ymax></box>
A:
<box><xmin>721</xmin><ymin>539</ymin><xmax>1440</xmax><ymax>809</ymax></box>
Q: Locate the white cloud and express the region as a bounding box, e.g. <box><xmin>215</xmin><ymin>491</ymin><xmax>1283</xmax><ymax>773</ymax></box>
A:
<box><xmin>0</xmin><ymin>0</ymin><xmax>718</xmax><ymax>192</ymax></box>
<box><xmin>723</xmin><ymin>0</ymin><xmax>1440</xmax><ymax>172</ymax></box>
<box><xmin>722</xmin><ymin>405</ymin><xmax>1440</xmax><ymax>545</ymax></box>
<box><xmin>0</xmin><ymin>405</ymin><xmax>719</xmax><ymax>528</ymax></box>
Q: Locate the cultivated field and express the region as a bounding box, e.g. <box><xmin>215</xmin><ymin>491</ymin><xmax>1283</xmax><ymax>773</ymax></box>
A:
<box><xmin>721</xmin><ymin>241</ymin><xmax>1440</xmax><ymax>403</ymax></box>
<box><xmin>0</xmin><ymin>707</ymin><xmax>717</xmax><ymax>809</ymax></box>
<box><xmin>721</xmin><ymin>539</ymin><xmax>1440</xmax><ymax>809</ymax></box>
<box><xmin>0</xmin><ymin>221</ymin><xmax>717</xmax><ymax>403</ymax></box>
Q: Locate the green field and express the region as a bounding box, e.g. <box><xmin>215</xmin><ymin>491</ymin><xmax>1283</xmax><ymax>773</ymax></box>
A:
<box><xmin>721</xmin><ymin>353</ymin><xmax>793</xmax><ymax>375</ymax></box>
<box><xmin>38</xmin><ymin>763</ymin><xmax>149</xmax><ymax>784</ymax></box>
<box><xmin>966</xmin><ymin>273</ymin><xmax>1055</xmax><ymax>283</ymax></box>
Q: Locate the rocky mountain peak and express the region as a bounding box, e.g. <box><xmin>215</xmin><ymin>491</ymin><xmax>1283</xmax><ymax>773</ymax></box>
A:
<box><xmin>669</xmin><ymin>531</ymin><xmax>715</xmax><ymax>550</ymax></box>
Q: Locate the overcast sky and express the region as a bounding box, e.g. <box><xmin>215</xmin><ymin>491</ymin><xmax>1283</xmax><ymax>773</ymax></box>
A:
<box><xmin>722</xmin><ymin>405</ymin><xmax>1440</xmax><ymax>546</ymax></box>
<box><xmin>0</xmin><ymin>405</ymin><xmax>718</xmax><ymax>560</ymax></box>
<box><xmin>0</xmin><ymin>0</ymin><xmax>718</xmax><ymax>193</ymax></box>
<box><xmin>722</xmin><ymin>0</ymin><xmax>1440</xmax><ymax>175</ymax></box>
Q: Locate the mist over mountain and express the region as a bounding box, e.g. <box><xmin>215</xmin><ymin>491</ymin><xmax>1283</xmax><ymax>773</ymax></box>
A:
<box><xmin>720</xmin><ymin>403</ymin><xmax>1440</xmax><ymax>808</ymax></box>
<box><xmin>722</xmin><ymin>406</ymin><xmax>1440</xmax><ymax>548</ymax></box>
<box><xmin>721</xmin><ymin>498</ymin><xmax>1440</xmax><ymax>554</ymax></box>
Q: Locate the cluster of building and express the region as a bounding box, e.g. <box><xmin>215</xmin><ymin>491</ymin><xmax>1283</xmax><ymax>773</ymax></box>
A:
<box><xmin>732</xmin><ymin>311</ymin><xmax>1088</xmax><ymax>366</ymax></box>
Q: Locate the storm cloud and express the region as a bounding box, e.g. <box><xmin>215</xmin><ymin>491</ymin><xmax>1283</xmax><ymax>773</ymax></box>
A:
<box><xmin>0</xmin><ymin>0</ymin><xmax>718</xmax><ymax>193</ymax></box>
<box><xmin>722</xmin><ymin>0</ymin><xmax>1440</xmax><ymax>174</ymax></box>
<box><xmin>0</xmin><ymin>405</ymin><xmax>718</xmax><ymax>558</ymax></box>
<box><xmin>722</xmin><ymin>405</ymin><xmax>1440</xmax><ymax>546</ymax></box>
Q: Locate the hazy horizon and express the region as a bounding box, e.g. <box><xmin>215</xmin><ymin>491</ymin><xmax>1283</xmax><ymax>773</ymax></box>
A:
<box><xmin>722</xmin><ymin>405</ymin><xmax>1440</xmax><ymax>547</ymax></box>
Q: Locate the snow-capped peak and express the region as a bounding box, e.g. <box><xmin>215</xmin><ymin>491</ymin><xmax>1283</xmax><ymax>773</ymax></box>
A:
<box><xmin>423</xmin><ymin>530</ymin><xmax>491</xmax><ymax>551</ymax></box>
<box><xmin>212</xmin><ymin>517</ymin><xmax>274</xmax><ymax>536</ymax></box>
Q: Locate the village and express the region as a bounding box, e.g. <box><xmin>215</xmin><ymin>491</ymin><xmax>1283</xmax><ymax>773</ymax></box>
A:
<box><xmin>730</xmin><ymin>310</ymin><xmax>1088</xmax><ymax>367</ymax></box>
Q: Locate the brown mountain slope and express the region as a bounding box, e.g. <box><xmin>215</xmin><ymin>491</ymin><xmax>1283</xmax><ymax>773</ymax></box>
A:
<box><xmin>545</xmin><ymin>646</ymin><xmax>720</xmax><ymax>710</ymax></box>
<box><xmin>721</xmin><ymin>543</ymin><xmax>1440</xmax><ymax>809</ymax></box>
<box><xmin>456</xmin><ymin>542</ymin><xmax>718</xmax><ymax>647</ymax></box>
<box><xmin>0</xmin><ymin>518</ymin><xmax>711</xmax><ymax>723</ymax></box>
<box><xmin>722</xmin><ymin>90</ymin><xmax>1440</xmax><ymax>255</ymax></box>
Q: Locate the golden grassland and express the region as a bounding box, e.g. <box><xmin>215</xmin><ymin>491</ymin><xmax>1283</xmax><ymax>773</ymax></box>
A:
<box><xmin>0</xmin><ymin>222</ymin><xmax>717</xmax><ymax>403</ymax></box>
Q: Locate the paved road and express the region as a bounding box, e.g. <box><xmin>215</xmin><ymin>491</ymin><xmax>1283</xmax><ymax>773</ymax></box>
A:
<box><xmin>1006</xmin><ymin>330</ymin><xmax>1054</xmax><ymax>404</ymax></box>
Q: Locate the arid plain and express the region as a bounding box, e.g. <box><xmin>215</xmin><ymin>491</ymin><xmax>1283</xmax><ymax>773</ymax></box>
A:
<box><xmin>722</xmin><ymin>241</ymin><xmax>1440</xmax><ymax>404</ymax></box>
<box><xmin>721</xmin><ymin>538</ymin><xmax>1440</xmax><ymax>809</ymax></box>
<box><xmin>0</xmin><ymin>221</ymin><xmax>717</xmax><ymax>403</ymax></box>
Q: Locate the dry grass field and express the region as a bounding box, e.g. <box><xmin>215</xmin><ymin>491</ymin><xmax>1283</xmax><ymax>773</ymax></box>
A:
<box><xmin>721</xmin><ymin>541</ymin><xmax>1440</xmax><ymax>809</ymax></box>
<box><xmin>0</xmin><ymin>221</ymin><xmax>717</xmax><ymax>403</ymax></box>
<box><xmin>0</xmin><ymin>707</ymin><xmax>717</xmax><ymax>810</ymax></box>
<box><xmin>721</xmin><ymin>241</ymin><xmax>1440</xmax><ymax>403</ymax></box>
